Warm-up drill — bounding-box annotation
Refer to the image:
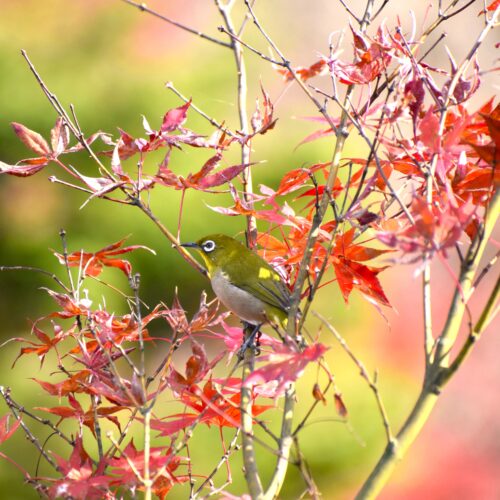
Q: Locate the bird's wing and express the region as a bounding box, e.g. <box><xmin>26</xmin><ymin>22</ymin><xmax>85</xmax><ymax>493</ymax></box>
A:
<box><xmin>223</xmin><ymin>249</ymin><xmax>291</xmax><ymax>314</ymax></box>
<box><xmin>234</xmin><ymin>273</ymin><xmax>291</xmax><ymax>314</ymax></box>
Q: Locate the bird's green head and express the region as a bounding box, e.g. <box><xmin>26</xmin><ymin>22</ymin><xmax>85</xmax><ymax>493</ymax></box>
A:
<box><xmin>181</xmin><ymin>234</ymin><xmax>244</xmax><ymax>274</ymax></box>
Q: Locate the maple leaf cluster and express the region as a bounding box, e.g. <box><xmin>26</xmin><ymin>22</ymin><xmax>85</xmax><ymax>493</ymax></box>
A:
<box><xmin>1</xmin><ymin>243</ymin><xmax>328</xmax><ymax>498</ymax></box>
<box><xmin>274</xmin><ymin>23</ymin><xmax>498</xmax><ymax>270</ymax></box>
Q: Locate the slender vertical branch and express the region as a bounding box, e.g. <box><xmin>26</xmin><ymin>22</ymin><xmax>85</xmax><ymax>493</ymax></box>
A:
<box><xmin>215</xmin><ymin>0</ymin><xmax>257</xmax><ymax>245</ymax></box>
<box><xmin>437</xmin><ymin>273</ymin><xmax>499</xmax><ymax>386</ymax></box>
<box><xmin>423</xmin><ymin>257</ymin><xmax>433</xmax><ymax>368</ymax></box>
<box><xmin>356</xmin><ymin>188</ymin><xmax>499</xmax><ymax>499</ymax></box>
<box><xmin>143</xmin><ymin>409</ymin><xmax>152</xmax><ymax>500</ymax></box>
<box><xmin>215</xmin><ymin>3</ymin><xmax>264</xmax><ymax>498</ymax></box>
<box><xmin>241</xmin><ymin>3</ymin><xmax>377</xmax><ymax>498</ymax></box>
<box><xmin>263</xmin><ymin>384</ymin><xmax>295</xmax><ymax>498</ymax></box>
<box><xmin>240</xmin><ymin>348</ymin><xmax>264</xmax><ymax>498</ymax></box>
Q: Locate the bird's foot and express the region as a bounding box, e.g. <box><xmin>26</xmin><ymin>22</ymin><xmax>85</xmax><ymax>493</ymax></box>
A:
<box><xmin>237</xmin><ymin>323</ymin><xmax>262</xmax><ymax>360</ymax></box>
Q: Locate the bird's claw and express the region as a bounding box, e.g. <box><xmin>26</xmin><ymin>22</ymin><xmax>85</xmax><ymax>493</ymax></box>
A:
<box><xmin>237</xmin><ymin>328</ymin><xmax>262</xmax><ymax>360</ymax></box>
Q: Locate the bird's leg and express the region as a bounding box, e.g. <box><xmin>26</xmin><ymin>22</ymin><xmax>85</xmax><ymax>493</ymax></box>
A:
<box><xmin>238</xmin><ymin>322</ymin><xmax>262</xmax><ymax>360</ymax></box>
<box><xmin>255</xmin><ymin>331</ymin><xmax>262</xmax><ymax>355</ymax></box>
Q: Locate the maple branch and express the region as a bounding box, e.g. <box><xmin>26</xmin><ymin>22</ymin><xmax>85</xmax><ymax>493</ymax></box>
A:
<box><xmin>143</xmin><ymin>409</ymin><xmax>153</xmax><ymax>500</ymax></box>
<box><xmin>436</xmin><ymin>272</ymin><xmax>499</xmax><ymax>387</ymax></box>
<box><xmin>129</xmin><ymin>273</ymin><xmax>153</xmax><ymax>500</ymax></box>
<box><xmin>119</xmin><ymin>0</ymin><xmax>231</xmax><ymax>48</ymax></box>
<box><xmin>473</xmin><ymin>250</ymin><xmax>499</xmax><ymax>289</ymax></box>
<box><xmin>0</xmin><ymin>387</ymin><xmax>74</xmax><ymax>447</ymax></box>
<box><xmin>21</xmin><ymin>50</ymin><xmax>209</xmax><ymax>282</ymax></box>
<box><xmin>21</xmin><ymin>50</ymin><xmax>115</xmax><ymax>181</ymax></box>
<box><xmin>422</xmin><ymin>4</ymin><xmax>499</xmax><ymax>377</ymax></box>
<box><xmin>426</xmin><ymin>2</ymin><xmax>499</xmax><ymax>361</ymax></box>
<box><xmin>132</xmin><ymin>198</ymin><xmax>207</xmax><ymax>276</ymax></box>
<box><xmin>337</xmin><ymin>0</ymin><xmax>361</xmax><ymax>23</ymax></box>
<box><xmin>372</xmin><ymin>0</ymin><xmax>390</xmax><ymax>20</ymax></box>
<box><xmin>314</xmin><ymin>313</ymin><xmax>393</xmax><ymax>445</ymax></box>
<box><xmin>356</xmin><ymin>188</ymin><xmax>500</xmax><ymax>499</ymax></box>
<box><xmin>243</xmin><ymin>0</ymin><xmax>339</xmax><ymax>135</ymax></box>
<box><xmin>92</xmin><ymin>394</ymin><xmax>104</xmax><ymax>462</ymax></box>
<box><xmin>48</xmin><ymin>174</ymin><xmax>130</xmax><ymax>205</ymax></box>
<box><xmin>193</xmin><ymin>429</ymin><xmax>241</xmax><ymax>497</ymax></box>
<box><xmin>215</xmin><ymin>0</ymin><xmax>257</xmax><ymax>245</ymax></box>
<box><xmin>286</xmin><ymin>0</ymin><xmax>377</xmax><ymax>330</ymax></box>
<box><xmin>423</xmin><ymin>257</ymin><xmax>434</xmax><ymax>368</ymax></box>
<box><xmin>435</xmin><ymin>0</ymin><xmax>477</xmax><ymax>24</ymax></box>
<box><xmin>239</xmin><ymin>348</ymin><xmax>264</xmax><ymax>498</ymax></box>
<box><xmin>292</xmin><ymin>436</ymin><xmax>321</xmax><ymax>499</ymax></box>
<box><xmin>263</xmin><ymin>384</ymin><xmax>296</xmax><ymax>498</ymax></box>
<box><xmin>215</xmin><ymin>3</ymin><xmax>270</xmax><ymax>498</ymax></box>
<box><xmin>0</xmin><ymin>266</ymin><xmax>69</xmax><ymax>293</ymax></box>
<box><xmin>217</xmin><ymin>25</ymin><xmax>283</xmax><ymax>66</ymax></box>
<box><xmin>0</xmin><ymin>387</ymin><xmax>61</xmax><ymax>474</ymax></box>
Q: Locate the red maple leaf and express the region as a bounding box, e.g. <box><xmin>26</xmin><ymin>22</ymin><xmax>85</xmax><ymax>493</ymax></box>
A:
<box><xmin>48</xmin><ymin>437</ymin><xmax>112</xmax><ymax>500</ymax></box>
<box><xmin>377</xmin><ymin>193</ymin><xmax>477</xmax><ymax>258</ymax></box>
<box><xmin>151</xmin><ymin>379</ymin><xmax>271</xmax><ymax>435</ymax></box>
<box><xmin>32</xmin><ymin>370</ymin><xmax>90</xmax><ymax>397</ymax></box>
<box><xmin>12</xmin><ymin>321</ymin><xmax>71</xmax><ymax>367</ymax></box>
<box><xmin>329</xmin><ymin>26</ymin><xmax>395</xmax><ymax>85</ymax></box>
<box><xmin>167</xmin><ymin>340</ymin><xmax>212</xmax><ymax>394</ymax></box>
<box><xmin>0</xmin><ymin>415</ymin><xmax>20</xmax><ymax>446</ymax></box>
<box><xmin>54</xmin><ymin>237</ymin><xmax>154</xmax><ymax>277</ymax></box>
<box><xmin>250</xmin><ymin>84</ymin><xmax>278</xmax><ymax>136</ymax></box>
<box><xmin>278</xmin><ymin>59</ymin><xmax>328</xmax><ymax>82</ymax></box>
<box><xmin>1</xmin><ymin>119</ymin><xmax>106</xmax><ymax>177</ymax></box>
<box><xmin>153</xmin><ymin>152</ymin><xmax>252</xmax><ymax>191</ymax></box>
<box><xmin>35</xmin><ymin>394</ymin><xmax>124</xmax><ymax>436</ymax></box>
<box><xmin>332</xmin><ymin>228</ymin><xmax>391</xmax><ymax>306</ymax></box>
<box><xmin>110</xmin><ymin>440</ymin><xmax>188</xmax><ymax>499</ymax></box>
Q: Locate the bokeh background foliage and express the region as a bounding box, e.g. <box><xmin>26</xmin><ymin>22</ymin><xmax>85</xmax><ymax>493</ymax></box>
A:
<box><xmin>0</xmin><ymin>1</ymin><xmax>499</xmax><ymax>498</ymax></box>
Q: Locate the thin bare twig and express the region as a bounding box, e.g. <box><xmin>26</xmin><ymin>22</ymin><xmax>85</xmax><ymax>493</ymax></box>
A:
<box><xmin>314</xmin><ymin>312</ymin><xmax>393</xmax><ymax>444</ymax></box>
<box><xmin>337</xmin><ymin>0</ymin><xmax>361</xmax><ymax>23</ymax></box>
<box><xmin>165</xmin><ymin>82</ymin><xmax>237</xmax><ymax>138</ymax></box>
<box><xmin>0</xmin><ymin>388</ymin><xmax>74</xmax><ymax>447</ymax></box>
<box><xmin>0</xmin><ymin>266</ymin><xmax>69</xmax><ymax>293</ymax></box>
<box><xmin>193</xmin><ymin>429</ymin><xmax>241</xmax><ymax>497</ymax></box>
<box><xmin>119</xmin><ymin>0</ymin><xmax>231</xmax><ymax>48</ymax></box>
<box><xmin>0</xmin><ymin>387</ymin><xmax>61</xmax><ymax>473</ymax></box>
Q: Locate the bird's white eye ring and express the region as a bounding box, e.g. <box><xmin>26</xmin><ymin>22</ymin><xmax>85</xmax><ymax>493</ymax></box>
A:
<box><xmin>202</xmin><ymin>240</ymin><xmax>216</xmax><ymax>253</ymax></box>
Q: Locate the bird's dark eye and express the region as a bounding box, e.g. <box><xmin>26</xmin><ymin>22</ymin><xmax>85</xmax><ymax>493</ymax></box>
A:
<box><xmin>202</xmin><ymin>240</ymin><xmax>216</xmax><ymax>253</ymax></box>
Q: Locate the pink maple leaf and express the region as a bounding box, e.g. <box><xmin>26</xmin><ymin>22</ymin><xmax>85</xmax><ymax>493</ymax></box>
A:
<box><xmin>244</xmin><ymin>343</ymin><xmax>329</xmax><ymax>396</ymax></box>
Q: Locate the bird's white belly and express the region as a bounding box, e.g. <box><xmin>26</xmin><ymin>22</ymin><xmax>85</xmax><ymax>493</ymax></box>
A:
<box><xmin>211</xmin><ymin>270</ymin><xmax>266</xmax><ymax>324</ymax></box>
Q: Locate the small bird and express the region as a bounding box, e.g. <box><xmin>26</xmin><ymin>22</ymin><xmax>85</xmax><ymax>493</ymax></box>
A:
<box><xmin>181</xmin><ymin>234</ymin><xmax>291</xmax><ymax>338</ymax></box>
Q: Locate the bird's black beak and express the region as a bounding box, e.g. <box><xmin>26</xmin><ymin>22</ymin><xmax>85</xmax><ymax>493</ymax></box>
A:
<box><xmin>180</xmin><ymin>242</ymin><xmax>199</xmax><ymax>249</ymax></box>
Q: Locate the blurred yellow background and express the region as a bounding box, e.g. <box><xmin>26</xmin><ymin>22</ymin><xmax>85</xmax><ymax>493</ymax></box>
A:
<box><xmin>0</xmin><ymin>1</ymin><xmax>498</xmax><ymax>498</ymax></box>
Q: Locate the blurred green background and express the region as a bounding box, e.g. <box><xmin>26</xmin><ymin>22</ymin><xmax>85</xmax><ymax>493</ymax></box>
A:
<box><xmin>1</xmin><ymin>1</ymin><xmax>499</xmax><ymax>499</ymax></box>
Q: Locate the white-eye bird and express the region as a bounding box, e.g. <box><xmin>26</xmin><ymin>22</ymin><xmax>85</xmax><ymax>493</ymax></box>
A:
<box><xmin>181</xmin><ymin>234</ymin><xmax>291</xmax><ymax>329</ymax></box>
